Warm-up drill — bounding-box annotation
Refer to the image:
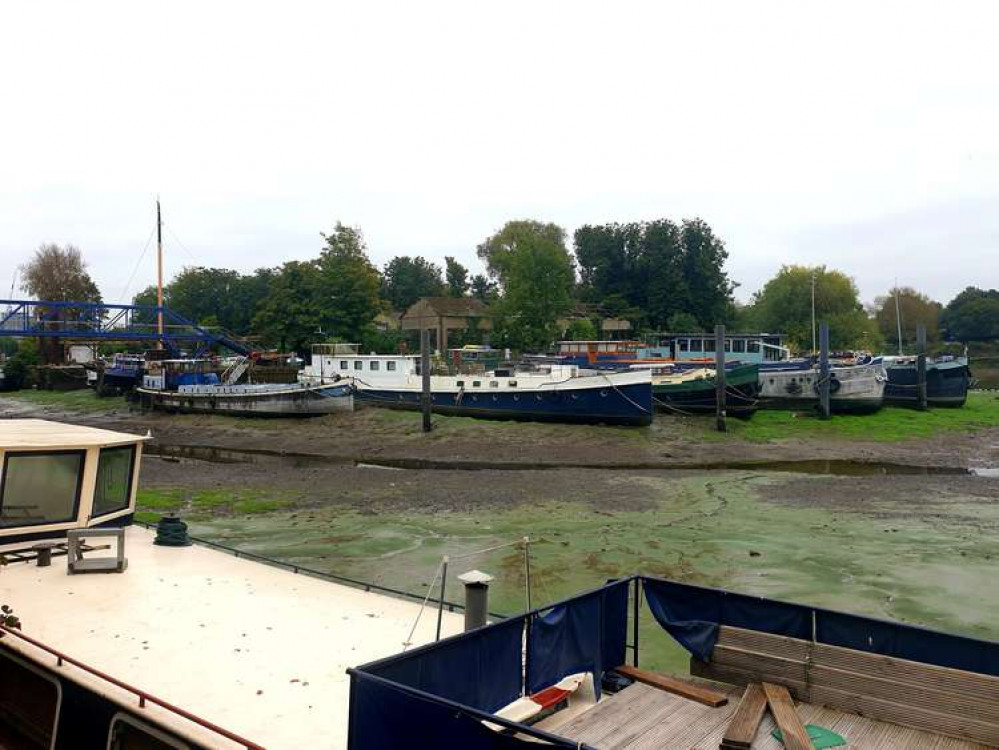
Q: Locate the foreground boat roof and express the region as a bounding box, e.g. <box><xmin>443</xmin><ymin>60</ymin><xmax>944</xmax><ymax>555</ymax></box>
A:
<box><xmin>0</xmin><ymin>418</ymin><xmax>148</xmax><ymax>449</ymax></box>
<box><xmin>0</xmin><ymin>525</ymin><xmax>462</xmax><ymax>749</ymax></box>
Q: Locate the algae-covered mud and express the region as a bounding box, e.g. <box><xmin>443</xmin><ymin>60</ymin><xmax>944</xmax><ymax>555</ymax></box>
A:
<box><xmin>137</xmin><ymin>462</ymin><xmax>999</xmax><ymax>672</ymax></box>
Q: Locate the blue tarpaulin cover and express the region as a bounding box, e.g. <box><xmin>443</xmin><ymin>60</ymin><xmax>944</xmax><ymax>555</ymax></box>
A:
<box><xmin>348</xmin><ymin>673</ymin><xmax>546</xmax><ymax>750</ymax></box>
<box><xmin>366</xmin><ymin>614</ymin><xmax>525</xmax><ymax>713</ymax></box>
<box><xmin>643</xmin><ymin>577</ymin><xmax>999</xmax><ymax>678</ymax></box>
<box><xmin>526</xmin><ymin>579</ymin><xmax>630</xmax><ymax>699</ymax></box>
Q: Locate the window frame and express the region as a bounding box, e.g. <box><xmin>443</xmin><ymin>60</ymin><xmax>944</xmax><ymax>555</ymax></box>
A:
<box><xmin>106</xmin><ymin>712</ymin><xmax>191</xmax><ymax>750</ymax></box>
<box><xmin>386</xmin><ymin>361</ymin><xmax>397</xmax><ymax>371</ymax></box>
<box><xmin>90</xmin><ymin>444</ymin><xmax>137</xmax><ymax>520</ymax></box>
<box><xmin>369</xmin><ymin>361</ymin><xmax>380</xmax><ymax>371</ymax></box>
<box><xmin>0</xmin><ymin>449</ymin><xmax>86</xmax><ymax>528</ymax></box>
<box><xmin>353</xmin><ymin>361</ymin><xmax>363</xmax><ymax>371</ymax></box>
<box><xmin>0</xmin><ymin>649</ymin><xmax>62</xmax><ymax>750</ymax></box>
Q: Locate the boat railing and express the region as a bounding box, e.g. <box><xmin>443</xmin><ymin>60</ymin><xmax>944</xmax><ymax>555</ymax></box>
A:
<box><xmin>0</xmin><ymin>624</ymin><xmax>265</xmax><ymax>750</ymax></box>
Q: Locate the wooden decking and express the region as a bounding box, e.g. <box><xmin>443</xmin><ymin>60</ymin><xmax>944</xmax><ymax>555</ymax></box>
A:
<box><xmin>538</xmin><ymin>682</ymin><xmax>993</xmax><ymax>750</ymax></box>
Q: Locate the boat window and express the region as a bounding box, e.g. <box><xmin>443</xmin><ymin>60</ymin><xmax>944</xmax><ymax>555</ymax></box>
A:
<box><xmin>92</xmin><ymin>445</ymin><xmax>136</xmax><ymax>518</ymax></box>
<box><xmin>370</xmin><ymin>361</ymin><xmax>380</xmax><ymax>371</ymax></box>
<box><xmin>679</xmin><ymin>339</ymin><xmax>689</xmax><ymax>352</ymax></box>
<box><xmin>456</xmin><ymin>380</ymin><xmax>464</xmax><ymax>387</ymax></box>
<box><xmin>108</xmin><ymin>713</ymin><xmax>191</xmax><ymax>749</ymax></box>
<box><xmin>353</xmin><ymin>361</ymin><xmax>363</xmax><ymax>370</ymax></box>
<box><xmin>0</xmin><ymin>651</ymin><xmax>60</xmax><ymax>750</ymax></box>
<box><xmin>724</xmin><ymin>339</ymin><xmax>732</xmax><ymax>352</ymax></box>
<box><xmin>747</xmin><ymin>340</ymin><xmax>760</xmax><ymax>353</ymax></box>
<box><xmin>733</xmin><ymin>340</ymin><xmax>746</xmax><ymax>353</ymax></box>
<box><xmin>489</xmin><ymin>381</ymin><xmax>498</xmax><ymax>388</ymax></box>
<box><xmin>703</xmin><ymin>339</ymin><xmax>716</xmax><ymax>352</ymax></box>
<box><xmin>1</xmin><ymin>450</ymin><xmax>84</xmax><ymax>527</ymax></box>
<box><xmin>508</xmin><ymin>380</ymin><xmax>517</xmax><ymax>387</ymax></box>
<box><xmin>340</xmin><ymin>360</ymin><xmax>348</xmax><ymax>369</ymax></box>
<box><xmin>386</xmin><ymin>361</ymin><xmax>396</xmax><ymax>371</ymax></box>
<box><xmin>472</xmin><ymin>381</ymin><xmax>481</xmax><ymax>387</ymax></box>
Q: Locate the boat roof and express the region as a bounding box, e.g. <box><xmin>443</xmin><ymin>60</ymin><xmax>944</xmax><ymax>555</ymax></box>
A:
<box><xmin>0</xmin><ymin>418</ymin><xmax>149</xmax><ymax>450</ymax></box>
<box><xmin>0</xmin><ymin>525</ymin><xmax>463</xmax><ymax>749</ymax></box>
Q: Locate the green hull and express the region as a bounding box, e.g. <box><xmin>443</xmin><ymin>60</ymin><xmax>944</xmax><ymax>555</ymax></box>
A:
<box><xmin>653</xmin><ymin>364</ymin><xmax>760</xmax><ymax>415</ymax></box>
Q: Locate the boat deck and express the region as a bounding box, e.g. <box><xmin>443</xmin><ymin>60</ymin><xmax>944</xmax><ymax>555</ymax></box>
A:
<box><xmin>538</xmin><ymin>681</ymin><xmax>991</xmax><ymax>750</ymax></box>
<box><xmin>0</xmin><ymin>525</ymin><xmax>462</xmax><ymax>749</ymax></box>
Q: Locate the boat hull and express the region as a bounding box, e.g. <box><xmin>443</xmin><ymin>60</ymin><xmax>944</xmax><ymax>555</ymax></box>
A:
<box><xmin>355</xmin><ymin>379</ymin><xmax>653</xmax><ymax>426</ymax></box>
<box><xmin>136</xmin><ymin>382</ymin><xmax>353</xmax><ymax>417</ymax></box>
<box><xmin>758</xmin><ymin>362</ymin><xmax>886</xmax><ymax>413</ymax></box>
<box><xmin>653</xmin><ymin>364</ymin><xmax>760</xmax><ymax>416</ymax></box>
<box><xmin>884</xmin><ymin>360</ymin><xmax>971</xmax><ymax>407</ymax></box>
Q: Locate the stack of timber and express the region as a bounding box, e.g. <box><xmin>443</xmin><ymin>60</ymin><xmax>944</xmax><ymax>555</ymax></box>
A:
<box><xmin>691</xmin><ymin>625</ymin><xmax>999</xmax><ymax>747</ymax></box>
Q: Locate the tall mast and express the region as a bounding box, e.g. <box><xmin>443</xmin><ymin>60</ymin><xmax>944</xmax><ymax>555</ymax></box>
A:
<box><xmin>894</xmin><ymin>279</ymin><xmax>903</xmax><ymax>355</ymax></box>
<box><xmin>810</xmin><ymin>269</ymin><xmax>817</xmax><ymax>355</ymax></box>
<box><xmin>156</xmin><ymin>199</ymin><xmax>164</xmax><ymax>347</ymax></box>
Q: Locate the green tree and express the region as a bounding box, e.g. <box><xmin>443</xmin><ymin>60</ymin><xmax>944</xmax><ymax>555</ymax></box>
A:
<box><xmin>477</xmin><ymin>220</ymin><xmax>567</xmax><ymax>286</ymax></box>
<box><xmin>380</xmin><ymin>256</ymin><xmax>444</xmax><ymax>310</ymax></box>
<box><xmin>487</xmin><ymin>221</ymin><xmax>575</xmax><ymax>351</ymax></box>
<box><xmin>873</xmin><ymin>287</ymin><xmax>942</xmax><ymax>351</ymax></box>
<box><xmin>564</xmin><ymin>318</ymin><xmax>598</xmax><ymax>340</ymax></box>
<box><xmin>470</xmin><ymin>274</ymin><xmax>498</xmax><ymax>302</ymax></box>
<box><xmin>445</xmin><ymin>256</ymin><xmax>469</xmax><ymax>297</ymax></box>
<box><xmin>131</xmin><ymin>285</ymin><xmax>160</xmax><ymax>326</ymax></box>
<box><xmin>252</xmin><ymin>261</ymin><xmax>324</xmax><ymax>353</ymax></box>
<box><xmin>20</xmin><ymin>243</ymin><xmax>103</xmax><ymax>363</ymax></box>
<box><xmin>942</xmin><ymin>287</ymin><xmax>999</xmax><ymax>341</ymax></box>
<box><xmin>317</xmin><ymin>223</ymin><xmax>382</xmax><ymax>342</ymax></box>
<box><xmin>750</xmin><ymin>265</ymin><xmax>879</xmax><ymax>351</ymax></box>
<box><xmin>679</xmin><ymin>219</ymin><xmax>734</xmax><ymax>327</ymax></box>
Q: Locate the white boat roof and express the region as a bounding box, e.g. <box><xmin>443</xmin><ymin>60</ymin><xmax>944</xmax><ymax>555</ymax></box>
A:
<box><xmin>0</xmin><ymin>418</ymin><xmax>149</xmax><ymax>450</ymax></box>
<box><xmin>0</xmin><ymin>525</ymin><xmax>463</xmax><ymax>749</ymax></box>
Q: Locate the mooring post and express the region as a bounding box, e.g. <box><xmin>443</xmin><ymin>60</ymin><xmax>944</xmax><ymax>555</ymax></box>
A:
<box><xmin>715</xmin><ymin>324</ymin><xmax>726</xmax><ymax>432</ymax></box>
<box><xmin>916</xmin><ymin>324</ymin><xmax>928</xmax><ymax>411</ymax></box>
<box><xmin>818</xmin><ymin>322</ymin><xmax>831</xmax><ymax>419</ymax></box>
<box><xmin>420</xmin><ymin>327</ymin><xmax>432</xmax><ymax>432</ymax></box>
<box><xmin>435</xmin><ymin>555</ymin><xmax>448</xmax><ymax>641</ymax></box>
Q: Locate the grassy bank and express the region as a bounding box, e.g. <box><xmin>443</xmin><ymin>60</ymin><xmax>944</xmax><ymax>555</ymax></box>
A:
<box><xmin>0</xmin><ymin>388</ymin><xmax>125</xmax><ymax>413</ymax></box>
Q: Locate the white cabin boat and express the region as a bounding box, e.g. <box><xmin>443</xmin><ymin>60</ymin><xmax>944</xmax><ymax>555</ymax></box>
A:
<box><xmin>758</xmin><ymin>360</ymin><xmax>887</xmax><ymax>413</ymax></box>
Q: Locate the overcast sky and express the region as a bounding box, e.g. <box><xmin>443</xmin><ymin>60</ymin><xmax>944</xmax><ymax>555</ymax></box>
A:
<box><xmin>2</xmin><ymin>1</ymin><xmax>997</xmax><ymax>307</ymax></box>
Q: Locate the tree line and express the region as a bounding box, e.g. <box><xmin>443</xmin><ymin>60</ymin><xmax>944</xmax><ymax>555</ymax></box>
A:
<box><xmin>10</xmin><ymin>222</ymin><xmax>999</xmax><ymax>361</ymax></box>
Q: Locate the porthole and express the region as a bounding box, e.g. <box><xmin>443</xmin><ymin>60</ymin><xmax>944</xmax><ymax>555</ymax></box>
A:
<box><xmin>571</xmin><ymin>393</ymin><xmax>579</xmax><ymax>400</ymax></box>
<box><xmin>492</xmin><ymin>394</ymin><xmax>499</xmax><ymax>402</ymax></box>
<box><xmin>536</xmin><ymin>394</ymin><xmax>543</xmax><ymax>401</ymax></box>
<box><xmin>600</xmin><ymin>389</ymin><xmax>608</xmax><ymax>397</ymax></box>
<box><xmin>513</xmin><ymin>394</ymin><xmax>520</xmax><ymax>401</ymax></box>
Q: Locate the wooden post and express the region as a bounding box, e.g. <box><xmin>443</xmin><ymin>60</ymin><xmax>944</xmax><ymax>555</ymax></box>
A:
<box><xmin>435</xmin><ymin>555</ymin><xmax>448</xmax><ymax>641</ymax></box>
<box><xmin>715</xmin><ymin>324</ymin><xmax>726</xmax><ymax>432</ymax></box>
<box><xmin>916</xmin><ymin>324</ymin><xmax>928</xmax><ymax>411</ymax></box>
<box><xmin>818</xmin><ymin>322</ymin><xmax>831</xmax><ymax>419</ymax></box>
<box><xmin>421</xmin><ymin>327</ymin><xmax>432</xmax><ymax>432</ymax></box>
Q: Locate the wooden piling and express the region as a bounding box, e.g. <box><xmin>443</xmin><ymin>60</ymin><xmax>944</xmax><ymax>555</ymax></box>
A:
<box><xmin>715</xmin><ymin>324</ymin><xmax>726</xmax><ymax>432</ymax></box>
<box><xmin>420</xmin><ymin>327</ymin><xmax>432</xmax><ymax>432</ymax></box>
<box><xmin>916</xmin><ymin>324</ymin><xmax>928</xmax><ymax>411</ymax></box>
<box><xmin>818</xmin><ymin>322</ymin><xmax>831</xmax><ymax>419</ymax></box>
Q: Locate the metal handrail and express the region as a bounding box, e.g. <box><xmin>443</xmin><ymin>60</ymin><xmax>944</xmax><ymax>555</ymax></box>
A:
<box><xmin>0</xmin><ymin>624</ymin><xmax>265</xmax><ymax>750</ymax></box>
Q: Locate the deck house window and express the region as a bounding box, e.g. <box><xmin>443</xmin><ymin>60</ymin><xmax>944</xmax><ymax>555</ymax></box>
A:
<box><xmin>0</xmin><ymin>652</ymin><xmax>60</xmax><ymax>749</ymax></box>
<box><xmin>489</xmin><ymin>381</ymin><xmax>499</xmax><ymax>388</ymax></box>
<box><xmin>1</xmin><ymin>451</ymin><xmax>84</xmax><ymax>527</ymax></box>
<box><xmin>733</xmin><ymin>340</ymin><xmax>747</xmax><ymax>353</ymax></box>
<box><xmin>747</xmin><ymin>340</ymin><xmax>760</xmax><ymax>353</ymax></box>
<box><xmin>92</xmin><ymin>445</ymin><xmax>136</xmax><ymax>518</ymax></box>
<box><xmin>386</xmin><ymin>361</ymin><xmax>396</xmax><ymax>371</ymax></box>
<box><xmin>703</xmin><ymin>339</ymin><xmax>715</xmax><ymax>352</ymax></box>
<box><xmin>340</xmin><ymin>360</ymin><xmax>348</xmax><ymax>369</ymax></box>
<box><xmin>370</xmin><ymin>361</ymin><xmax>380</xmax><ymax>371</ymax></box>
<box><xmin>678</xmin><ymin>339</ymin><xmax>689</xmax><ymax>352</ymax></box>
<box><xmin>724</xmin><ymin>339</ymin><xmax>732</xmax><ymax>352</ymax></box>
<box><xmin>472</xmin><ymin>381</ymin><xmax>481</xmax><ymax>388</ymax></box>
<box><xmin>689</xmin><ymin>339</ymin><xmax>702</xmax><ymax>353</ymax></box>
<box><xmin>353</xmin><ymin>361</ymin><xmax>363</xmax><ymax>370</ymax></box>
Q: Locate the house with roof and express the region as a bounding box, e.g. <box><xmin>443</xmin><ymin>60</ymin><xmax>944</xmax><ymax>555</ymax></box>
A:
<box><xmin>400</xmin><ymin>297</ymin><xmax>493</xmax><ymax>351</ymax></box>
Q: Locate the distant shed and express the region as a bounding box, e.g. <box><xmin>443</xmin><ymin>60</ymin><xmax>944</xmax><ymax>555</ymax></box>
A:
<box><xmin>400</xmin><ymin>297</ymin><xmax>492</xmax><ymax>351</ymax></box>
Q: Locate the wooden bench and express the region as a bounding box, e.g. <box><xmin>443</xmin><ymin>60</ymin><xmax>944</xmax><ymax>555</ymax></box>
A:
<box><xmin>691</xmin><ymin>625</ymin><xmax>999</xmax><ymax>747</ymax></box>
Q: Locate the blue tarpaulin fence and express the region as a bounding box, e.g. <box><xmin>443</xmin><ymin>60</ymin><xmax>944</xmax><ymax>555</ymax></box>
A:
<box><xmin>348</xmin><ymin>575</ymin><xmax>999</xmax><ymax>750</ymax></box>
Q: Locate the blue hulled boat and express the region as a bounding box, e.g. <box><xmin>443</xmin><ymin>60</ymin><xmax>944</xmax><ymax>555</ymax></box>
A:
<box><xmin>300</xmin><ymin>344</ymin><xmax>653</xmax><ymax>426</ymax></box>
<box><xmin>884</xmin><ymin>356</ymin><xmax>972</xmax><ymax>407</ymax></box>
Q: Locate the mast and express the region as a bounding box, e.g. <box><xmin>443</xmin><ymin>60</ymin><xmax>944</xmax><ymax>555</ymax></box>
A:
<box><xmin>894</xmin><ymin>280</ymin><xmax>903</xmax><ymax>355</ymax></box>
<box><xmin>157</xmin><ymin>199</ymin><xmax>164</xmax><ymax>347</ymax></box>
<box><xmin>810</xmin><ymin>269</ymin><xmax>817</xmax><ymax>354</ymax></box>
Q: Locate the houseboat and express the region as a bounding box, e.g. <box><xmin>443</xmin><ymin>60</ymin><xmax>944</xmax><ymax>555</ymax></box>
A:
<box><xmin>648</xmin><ymin>363</ymin><xmax>760</xmax><ymax>416</ymax></box>
<box><xmin>300</xmin><ymin>344</ymin><xmax>653</xmax><ymax>426</ymax></box>
<box><xmin>92</xmin><ymin>352</ymin><xmax>146</xmax><ymax>396</ymax></box>
<box><xmin>0</xmin><ymin>419</ymin><xmax>461</xmax><ymax>750</ymax></box>
<box><xmin>136</xmin><ymin>357</ymin><xmax>353</xmax><ymax>417</ymax></box>
<box><xmin>883</xmin><ymin>355</ymin><xmax>973</xmax><ymax>407</ymax></box>
<box><xmin>758</xmin><ymin>360</ymin><xmax>887</xmax><ymax>413</ymax></box>
<box><xmin>556</xmin><ymin>333</ymin><xmax>790</xmax><ymax>371</ymax></box>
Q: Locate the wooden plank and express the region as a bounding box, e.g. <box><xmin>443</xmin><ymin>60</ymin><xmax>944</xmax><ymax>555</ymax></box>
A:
<box><xmin>615</xmin><ymin>664</ymin><xmax>729</xmax><ymax>707</ymax></box>
<box><xmin>720</xmin><ymin>683</ymin><xmax>767</xmax><ymax>749</ymax></box>
<box><xmin>762</xmin><ymin>683</ymin><xmax>811</xmax><ymax>750</ymax></box>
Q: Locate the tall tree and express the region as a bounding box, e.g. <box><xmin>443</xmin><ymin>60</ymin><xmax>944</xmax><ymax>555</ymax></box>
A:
<box><xmin>477</xmin><ymin>220</ymin><xmax>567</xmax><ymax>286</ymax></box>
<box><xmin>942</xmin><ymin>287</ymin><xmax>999</xmax><ymax>341</ymax></box>
<box><xmin>749</xmin><ymin>265</ymin><xmax>879</xmax><ymax>351</ymax></box>
<box><xmin>678</xmin><ymin>218</ymin><xmax>734</xmax><ymax>327</ymax></box>
<box><xmin>252</xmin><ymin>261</ymin><xmax>324</xmax><ymax>353</ymax></box>
<box><xmin>487</xmin><ymin>221</ymin><xmax>575</xmax><ymax>351</ymax></box>
<box><xmin>317</xmin><ymin>223</ymin><xmax>382</xmax><ymax>342</ymax></box>
<box><xmin>445</xmin><ymin>256</ymin><xmax>469</xmax><ymax>297</ymax></box>
<box><xmin>469</xmin><ymin>274</ymin><xmax>498</xmax><ymax>302</ymax></box>
<box><xmin>380</xmin><ymin>256</ymin><xmax>444</xmax><ymax>310</ymax></box>
<box><xmin>20</xmin><ymin>243</ymin><xmax>102</xmax><ymax>363</ymax></box>
<box><xmin>873</xmin><ymin>287</ymin><xmax>942</xmax><ymax>351</ymax></box>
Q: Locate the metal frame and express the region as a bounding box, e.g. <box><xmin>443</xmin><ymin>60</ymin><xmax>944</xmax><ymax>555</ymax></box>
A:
<box><xmin>0</xmin><ymin>299</ymin><xmax>252</xmax><ymax>355</ymax></box>
<box><xmin>89</xmin><ymin>444</ymin><xmax>137</xmax><ymax>520</ymax></box>
<box><xmin>0</xmin><ymin>449</ymin><xmax>86</xmax><ymax>528</ymax></box>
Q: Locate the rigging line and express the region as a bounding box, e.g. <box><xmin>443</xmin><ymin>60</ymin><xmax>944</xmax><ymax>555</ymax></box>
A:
<box><xmin>402</xmin><ymin>558</ymin><xmax>444</xmax><ymax>651</ymax></box>
<box><xmin>118</xmin><ymin>225</ymin><xmax>157</xmax><ymax>303</ymax></box>
<box><xmin>162</xmin><ymin>222</ymin><xmax>201</xmax><ymax>266</ymax></box>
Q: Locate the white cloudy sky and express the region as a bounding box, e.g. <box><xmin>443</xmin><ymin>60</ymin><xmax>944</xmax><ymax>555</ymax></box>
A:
<box><xmin>2</xmin><ymin>1</ymin><xmax>997</xmax><ymax>306</ymax></box>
